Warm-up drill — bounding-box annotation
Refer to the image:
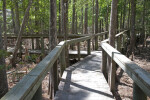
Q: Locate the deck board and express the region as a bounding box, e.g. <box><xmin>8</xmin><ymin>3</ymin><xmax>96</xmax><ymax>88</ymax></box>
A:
<box><xmin>55</xmin><ymin>51</ymin><xmax>114</xmax><ymax>100</ymax></box>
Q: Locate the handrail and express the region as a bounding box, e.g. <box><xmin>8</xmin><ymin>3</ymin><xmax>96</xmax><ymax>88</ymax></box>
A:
<box><xmin>1</xmin><ymin>31</ymin><xmax>108</xmax><ymax>100</ymax></box>
<box><xmin>101</xmin><ymin>30</ymin><xmax>150</xmax><ymax>99</ymax></box>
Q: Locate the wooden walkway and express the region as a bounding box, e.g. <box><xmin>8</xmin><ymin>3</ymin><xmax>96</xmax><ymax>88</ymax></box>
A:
<box><xmin>55</xmin><ymin>51</ymin><xmax>114</xmax><ymax>100</ymax></box>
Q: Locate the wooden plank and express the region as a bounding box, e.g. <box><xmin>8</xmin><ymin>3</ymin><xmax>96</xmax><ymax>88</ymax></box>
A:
<box><xmin>66</xmin><ymin>32</ymin><xmax>108</xmax><ymax>45</ymax></box>
<box><xmin>101</xmin><ymin>42</ymin><xmax>150</xmax><ymax>97</ymax></box>
<box><xmin>55</xmin><ymin>52</ymin><xmax>114</xmax><ymax>100</ymax></box>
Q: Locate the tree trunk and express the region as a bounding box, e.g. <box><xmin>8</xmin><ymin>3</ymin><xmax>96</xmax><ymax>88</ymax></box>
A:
<box><xmin>58</xmin><ymin>0</ymin><xmax>61</xmax><ymax>35</ymax></box>
<box><xmin>141</xmin><ymin>0</ymin><xmax>146</xmax><ymax>46</ymax></box>
<box><xmin>84</xmin><ymin>4</ymin><xmax>88</xmax><ymax>34</ymax></box>
<box><xmin>109</xmin><ymin>0</ymin><xmax>118</xmax><ymax>47</ymax></box>
<box><xmin>0</xmin><ymin>24</ymin><xmax>8</xmax><ymax>99</ymax></box>
<box><xmin>95</xmin><ymin>0</ymin><xmax>99</xmax><ymax>50</ymax></box>
<box><xmin>75</xmin><ymin>12</ymin><xmax>78</xmax><ymax>34</ymax></box>
<box><xmin>122</xmin><ymin>0</ymin><xmax>127</xmax><ymax>29</ymax></box>
<box><xmin>35</xmin><ymin>0</ymin><xmax>40</xmax><ymax>49</ymax></box>
<box><xmin>11</xmin><ymin>6</ymin><xmax>16</xmax><ymax>34</ymax></box>
<box><xmin>81</xmin><ymin>8</ymin><xmax>83</xmax><ymax>34</ymax></box>
<box><xmin>12</xmin><ymin>0</ymin><xmax>33</xmax><ymax>67</ymax></box>
<box><xmin>49</xmin><ymin>0</ymin><xmax>57</xmax><ymax>98</ymax></box>
<box><xmin>72</xmin><ymin>0</ymin><xmax>75</xmax><ymax>34</ymax></box>
<box><xmin>130</xmin><ymin>0</ymin><xmax>136</xmax><ymax>54</ymax></box>
<box><xmin>127</xmin><ymin>0</ymin><xmax>131</xmax><ymax>29</ymax></box>
<box><xmin>14</xmin><ymin>0</ymin><xmax>20</xmax><ymax>34</ymax></box>
<box><xmin>3</xmin><ymin>0</ymin><xmax>7</xmax><ymax>50</ymax></box>
<box><xmin>108</xmin><ymin>0</ymin><xmax>118</xmax><ymax>92</ymax></box>
<box><xmin>105</xmin><ymin>5</ymin><xmax>109</xmax><ymax>31</ymax></box>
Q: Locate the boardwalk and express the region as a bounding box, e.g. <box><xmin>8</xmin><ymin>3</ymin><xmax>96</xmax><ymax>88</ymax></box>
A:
<box><xmin>55</xmin><ymin>51</ymin><xmax>114</xmax><ymax>100</ymax></box>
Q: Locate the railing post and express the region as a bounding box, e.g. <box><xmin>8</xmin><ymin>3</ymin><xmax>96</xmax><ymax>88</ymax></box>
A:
<box><xmin>32</xmin><ymin>85</ymin><xmax>42</xmax><ymax>100</ymax></box>
<box><xmin>117</xmin><ymin>36</ymin><xmax>121</xmax><ymax>52</ymax></box>
<box><xmin>109</xmin><ymin>58</ymin><xmax>116</xmax><ymax>92</ymax></box>
<box><xmin>102</xmin><ymin>49</ymin><xmax>107</xmax><ymax>79</ymax></box>
<box><xmin>133</xmin><ymin>82</ymin><xmax>147</xmax><ymax>100</ymax></box>
<box><xmin>53</xmin><ymin>61</ymin><xmax>58</xmax><ymax>95</ymax></box>
<box><xmin>77</xmin><ymin>42</ymin><xmax>80</xmax><ymax>61</ymax></box>
<box><xmin>32</xmin><ymin>38</ymin><xmax>34</xmax><ymax>49</ymax></box>
<box><xmin>87</xmin><ymin>39</ymin><xmax>91</xmax><ymax>55</ymax></box>
<box><xmin>60</xmin><ymin>49</ymin><xmax>66</xmax><ymax>76</ymax></box>
<box><xmin>95</xmin><ymin>37</ymin><xmax>98</xmax><ymax>50</ymax></box>
<box><xmin>65</xmin><ymin>45</ymin><xmax>69</xmax><ymax>67</ymax></box>
<box><xmin>41</xmin><ymin>37</ymin><xmax>45</xmax><ymax>58</ymax></box>
<box><xmin>101</xmin><ymin>35</ymin><xmax>104</xmax><ymax>41</ymax></box>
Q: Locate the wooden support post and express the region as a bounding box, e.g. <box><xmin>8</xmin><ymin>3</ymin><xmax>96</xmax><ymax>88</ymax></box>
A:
<box><xmin>77</xmin><ymin>42</ymin><xmax>80</xmax><ymax>61</ymax></box>
<box><xmin>95</xmin><ymin>37</ymin><xmax>98</xmax><ymax>50</ymax></box>
<box><xmin>32</xmin><ymin>85</ymin><xmax>42</xmax><ymax>100</ymax></box>
<box><xmin>109</xmin><ymin>58</ymin><xmax>116</xmax><ymax>92</ymax></box>
<box><xmin>53</xmin><ymin>61</ymin><xmax>58</xmax><ymax>95</ymax></box>
<box><xmin>101</xmin><ymin>35</ymin><xmax>104</xmax><ymax>41</ymax></box>
<box><xmin>60</xmin><ymin>49</ymin><xmax>66</xmax><ymax>76</ymax></box>
<box><xmin>133</xmin><ymin>82</ymin><xmax>147</xmax><ymax>100</ymax></box>
<box><xmin>32</xmin><ymin>38</ymin><xmax>34</xmax><ymax>50</ymax></box>
<box><xmin>117</xmin><ymin>36</ymin><xmax>121</xmax><ymax>52</ymax></box>
<box><xmin>41</xmin><ymin>37</ymin><xmax>45</xmax><ymax>58</ymax></box>
<box><xmin>87</xmin><ymin>39</ymin><xmax>91</xmax><ymax>55</ymax></box>
<box><xmin>102</xmin><ymin>49</ymin><xmax>107</xmax><ymax>79</ymax></box>
<box><xmin>65</xmin><ymin>45</ymin><xmax>69</xmax><ymax>67</ymax></box>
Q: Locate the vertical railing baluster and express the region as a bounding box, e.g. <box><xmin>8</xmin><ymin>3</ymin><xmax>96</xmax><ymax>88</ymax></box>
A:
<box><xmin>41</xmin><ymin>37</ymin><xmax>45</xmax><ymax>58</ymax></box>
<box><xmin>32</xmin><ymin>85</ymin><xmax>42</xmax><ymax>100</ymax></box>
<box><xmin>32</xmin><ymin>38</ymin><xmax>34</xmax><ymax>49</ymax></box>
<box><xmin>95</xmin><ymin>37</ymin><xmax>98</xmax><ymax>50</ymax></box>
<box><xmin>60</xmin><ymin>49</ymin><xmax>66</xmax><ymax>76</ymax></box>
<box><xmin>109</xmin><ymin>58</ymin><xmax>116</xmax><ymax>92</ymax></box>
<box><xmin>77</xmin><ymin>42</ymin><xmax>80</xmax><ymax>61</ymax></box>
<box><xmin>53</xmin><ymin>61</ymin><xmax>58</xmax><ymax>95</ymax></box>
<box><xmin>87</xmin><ymin>39</ymin><xmax>91</xmax><ymax>55</ymax></box>
<box><xmin>102</xmin><ymin>49</ymin><xmax>107</xmax><ymax>79</ymax></box>
<box><xmin>133</xmin><ymin>82</ymin><xmax>147</xmax><ymax>100</ymax></box>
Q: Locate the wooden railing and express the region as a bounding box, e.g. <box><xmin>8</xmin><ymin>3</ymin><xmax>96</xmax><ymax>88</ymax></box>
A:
<box><xmin>101</xmin><ymin>30</ymin><xmax>150</xmax><ymax>100</ymax></box>
<box><xmin>1</xmin><ymin>31</ymin><xmax>108</xmax><ymax>100</ymax></box>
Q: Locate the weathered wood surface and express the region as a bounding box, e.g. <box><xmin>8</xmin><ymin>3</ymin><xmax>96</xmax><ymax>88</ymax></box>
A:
<box><xmin>55</xmin><ymin>51</ymin><xmax>114</xmax><ymax>100</ymax></box>
<box><xmin>101</xmin><ymin>42</ymin><xmax>150</xmax><ymax>97</ymax></box>
<box><xmin>1</xmin><ymin>41</ymin><xmax>65</xmax><ymax>100</ymax></box>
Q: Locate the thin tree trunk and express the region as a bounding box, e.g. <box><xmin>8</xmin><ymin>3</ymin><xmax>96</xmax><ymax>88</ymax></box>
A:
<box><xmin>81</xmin><ymin>8</ymin><xmax>83</xmax><ymax>34</ymax></box>
<box><xmin>12</xmin><ymin>0</ymin><xmax>33</xmax><ymax>67</ymax></box>
<box><xmin>109</xmin><ymin>0</ymin><xmax>118</xmax><ymax>47</ymax></box>
<box><xmin>3</xmin><ymin>0</ymin><xmax>7</xmax><ymax>50</ymax></box>
<box><xmin>141</xmin><ymin>0</ymin><xmax>145</xmax><ymax>46</ymax></box>
<box><xmin>58</xmin><ymin>0</ymin><xmax>61</xmax><ymax>35</ymax></box>
<box><xmin>0</xmin><ymin>24</ymin><xmax>8</xmax><ymax>99</ymax></box>
<box><xmin>128</xmin><ymin>0</ymin><xmax>131</xmax><ymax>29</ymax></box>
<box><xmin>11</xmin><ymin>6</ymin><xmax>16</xmax><ymax>34</ymax></box>
<box><xmin>84</xmin><ymin>4</ymin><xmax>88</xmax><ymax>34</ymax></box>
<box><xmin>105</xmin><ymin>5</ymin><xmax>109</xmax><ymax>31</ymax></box>
<box><xmin>123</xmin><ymin>0</ymin><xmax>127</xmax><ymax>29</ymax></box>
<box><xmin>108</xmin><ymin>0</ymin><xmax>118</xmax><ymax>92</ymax></box>
<box><xmin>14</xmin><ymin>0</ymin><xmax>20</xmax><ymax>34</ymax></box>
<box><xmin>49</xmin><ymin>0</ymin><xmax>57</xmax><ymax>98</ymax></box>
<box><xmin>35</xmin><ymin>0</ymin><xmax>40</xmax><ymax>49</ymax></box>
<box><xmin>72</xmin><ymin>0</ymin><xmax>75</xmax><ymax>34</ymax></box>
<box><xmin>75</xmin><ymin>12</ymin><xmax>77</xmax><ymax>34</ymax></box>
<box><xmin>130</xmin><ymin>0</ymin><xmax>136</xmax><ymax>54</ymax></box>
<box><xmin>95</xmin><ymin>0</ymin><xmax>99</xmax><ymax>50</ymax></box>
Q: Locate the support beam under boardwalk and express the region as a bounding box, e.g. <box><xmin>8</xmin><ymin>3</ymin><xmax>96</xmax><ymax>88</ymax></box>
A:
<box><xmin>55</xmin><ymin>51</ymin><xmax>114</xmax><ymax>100</ymax></box>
